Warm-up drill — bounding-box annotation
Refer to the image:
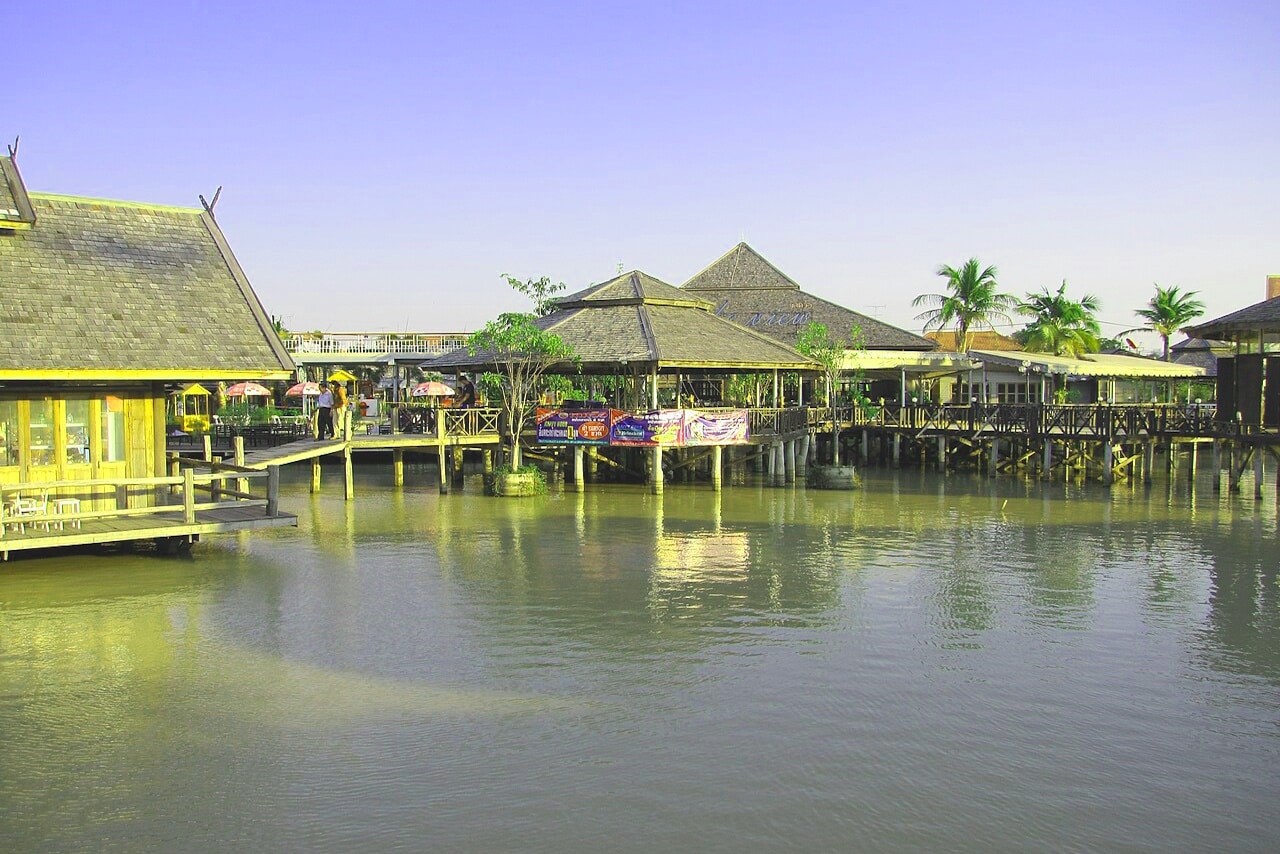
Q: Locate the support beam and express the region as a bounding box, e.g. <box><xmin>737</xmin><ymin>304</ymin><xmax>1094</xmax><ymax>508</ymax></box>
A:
<box><xmin>311</xmin><ymin>457</ymin><xmax>321</xmax><ymax>493</ymax></box>
<box><xmin>343</xmin><ymin>444</ymin><xmax>354</xmax><ymax>500</ymax></box>
<box><xmin>712</xmin><ymin>444</ymin><xmax>722</xmax><ymax>491</ymax></box>
<box><xmin>651</xmin><ymin>446</ymin><xmax>664</xmax><ymax>494</ymax></box>
<box><xmin>574</xmin><ymin>446</ymin><xmax>585</xmax><ymax>493</ymax></box>
<box><xmin>393</xmin><ymin>449</ymin><xmax>404</xmax><ymax>486</ymax></box>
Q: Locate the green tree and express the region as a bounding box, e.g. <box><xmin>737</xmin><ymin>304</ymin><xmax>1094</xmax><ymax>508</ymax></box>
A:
<box><xmin>1133</xmin><ymin>285</ymin><xmax>1206</xmax><ymax>361</ymax></box>
<box><xmin>913</xmin><ymin>258</ymin><xmax>1017</xmax><ymax>352</ymax></box>
<box><xmin>1016</xmin><ymin>280</ymin><xmax>1102</xmax><ymax>358</ymax></box>
<box><xmin>467</xmin><ymin>275</ymin><xmax>578</xmax><ymax>467</ymax></box>
<box><xmin>796</xmin><ymin>321</ymin><xmax>864</xmax><ymax>466</ymax></box>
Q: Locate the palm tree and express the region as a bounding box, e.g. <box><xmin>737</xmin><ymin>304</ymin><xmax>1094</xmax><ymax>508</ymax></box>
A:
<box><xmin>913</xmin><ymin>258</ymin><xmax>1018</xmax><ymax>352</ymax></box>
<box><xmin>1133</xmin><ymin>285</ymin><xmax>1206</xmax><ymax>361</ymax></box>
<box><xmin>1017</xmin><ymin>280</ymin><xmax>1102</xmax><ymax>358</ymax></box>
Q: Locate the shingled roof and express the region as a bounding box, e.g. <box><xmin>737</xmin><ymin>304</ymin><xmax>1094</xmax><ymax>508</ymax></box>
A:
<box><xmin>682</xmin><ymin>242</ymin><xmax>935</xmax><ymax>351</ymax></box>
<box><xmin>0</xmin><ymin>155</ymin><xmax>294</xmax><ymax>381</ymax></box>
<box><xmin>1185</xmin><ymin>296</ymin><xmax>1280</xmax><ymax>339</ymax></box>
<box><xmin>424</xmin><ymin>270</ymin><xmax>817</xmax><ymax>374</ymax></box>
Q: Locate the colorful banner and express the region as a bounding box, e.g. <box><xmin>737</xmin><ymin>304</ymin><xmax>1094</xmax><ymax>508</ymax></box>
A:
<box><xmin>535</xmin><ymin>408</ymin><xmax>612</xmax><ymax>444</ymax></box>
<box><xmin>683</xmin><ymin>409</ymin><xmax>749</xmax><ymax>445</ymax></box>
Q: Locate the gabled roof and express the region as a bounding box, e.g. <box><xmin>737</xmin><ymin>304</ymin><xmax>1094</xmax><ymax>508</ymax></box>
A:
<box><xmin>0</xmin><ymin>157</ymin><xmax>294</xmax><ymax>381</ymax></box>
<box><xmin>925</xmin><ymin>330</ymin><xmax>1023</xmax><ymax>351</ymax></box>
<box><xmin>1185</xmin><ymin>296</ymin><xmax>1280</xmax><ymax>339</ymax></box>
<box><xmin>424</xmin><ymin>270</ymin><xmax>817</xmax><ymax>374</ymax></box>
<box><xmin>682</xmin><ymin>242</ymin><xmax>935</xmax><ymax>351</ymax></box>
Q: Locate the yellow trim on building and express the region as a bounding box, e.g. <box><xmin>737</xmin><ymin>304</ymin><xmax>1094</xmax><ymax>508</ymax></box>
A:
<box><xmin>0</xmin><ymin>370</ymin><xmax>293</xmax><ymax>381</ymax></box>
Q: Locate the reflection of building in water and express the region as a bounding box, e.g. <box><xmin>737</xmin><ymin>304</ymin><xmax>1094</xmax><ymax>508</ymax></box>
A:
<box><xmin>652</xmin><ymin>530</ymin><xmax>751</xmax><ymax>585</ymax></box>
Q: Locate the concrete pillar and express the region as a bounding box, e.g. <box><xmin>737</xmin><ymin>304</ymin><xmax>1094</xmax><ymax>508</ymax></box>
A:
<box><xmin>311</xmin><ymin>457</ymin><xmax>321</xmax><ymax>493</ymax></box>
<box><xmin>1187</xmin><ymin>443</ymin><xmax>1197</xmax><ymax>482</ymax></box>
<box><xmin>1212</xmin><ymin>440</ymin><xmax>1222</xmax><ymax>493</ymax></box>
<box><xmin>784</xmin><ymin>439</ymin><xmax>796</xmax><ymax>483</ymax></box>
<box><xmin>937</xmin><ymin>436</ymin><xmax>947</xmax><ymax>473</ymax></box>
<box><xmin>651</xmin><ymin>446</ymin><xmax>664</xmax><ymax>494</ymax></box>
<box><xmin>393</xmin><ymin>449</ymin><xmax>404</xmax><ymax>486</ymax></box>
<box><xmin>1042</xmin><ymin>439</ymin><xmax>1053</xmax><ymax>480</ymax></box>
<box><xmin>712</xmin><ymin>445</ymin><xmax>723</xmax><ymax>491</ymax></box>
<box><xmin>1143</xmin><ymin>442</ymin><xmax>1155</xmax><ymax>486</ymax></box>
<box><xmin>1103</xmin><ymin>442</ymin><xmax>1114</xmax><ymax>486</ymax></box>
<box><xmin>574</xmin><ymin>446</ymin><xmax>585</xmax><ymax>493</ymax></box>
<box><xmin>861</xmin><ymin>429</ymin><xmax>869</xmax><ymax>463</ymax></box>
<box><xmin>892</xmin><ymin>434</ymin><xmax>901</xmax><ymax>468</ymax></box>
<box><xmin>438</xmin><ymin>445</ymin><xmax>449</xmax><ymax>494</ymax></box>
<box><xmin>343</xmin><ymin>444</ymin><xmax>354</xmax><ymax>499</ymax></box>
<box><xmin>797</xmin><ymin>435</ymin><xmax>810</xmax><ymax>478</ymax></box>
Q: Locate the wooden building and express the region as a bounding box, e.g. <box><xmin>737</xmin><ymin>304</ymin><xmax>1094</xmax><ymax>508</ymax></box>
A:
<box><xmin>0</xmin><ymin>153</ymin><xmax>296</xmax><ymax>552</ymax></box>
<box><xmin>1186</xmin><ymin>278</ymin><xmax>1280</xmax><ymax>429</ymax></box>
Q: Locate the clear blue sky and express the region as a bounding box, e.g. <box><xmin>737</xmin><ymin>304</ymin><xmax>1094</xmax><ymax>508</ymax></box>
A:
<box><xmin>10</xmin><ymin>0</ymin><xmax>1278</xmax><ymax>343</ymax></box>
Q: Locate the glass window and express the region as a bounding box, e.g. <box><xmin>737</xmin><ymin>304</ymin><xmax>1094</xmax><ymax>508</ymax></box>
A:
<box><xmin>0</xmin><ymin>400</ymin><xmax>18</xmax><ymax>466</ymax></box>
<box><xmin>100</xmin><ymin>397</ymin><xmax>126</xmax><ymax>463</ymax></box>
<box><xmin>29</xmin><ymin>399</ymin><xmax>55</xmax><ymax>467</ymax></box>
<box><xmin>65</xmin><ymin>399</ymin><xmax>91</xmax><ymax>465</ymax></box>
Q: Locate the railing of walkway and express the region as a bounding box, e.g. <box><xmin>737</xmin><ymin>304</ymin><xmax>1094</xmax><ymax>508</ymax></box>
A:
<box><xmin>0</xmin><ymin>460</ymin><xmax>283</xmax><ymax>540</ymax></box>
<box><xmin>749</xmin><ymin>407</ymin><xmax>808</xmax><ymax>437</ymax></box>
<box><xmin>846</xmin><ymin>402</ymin><xmax>1220</xmax><ymax>439</ymax></box>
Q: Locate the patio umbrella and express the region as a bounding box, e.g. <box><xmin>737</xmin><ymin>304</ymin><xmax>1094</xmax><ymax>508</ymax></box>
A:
<box><xmin>285</xmin><ymin>381</ymin><xmax>322</xmax><ymax>397</ymax></box>
<box><xmin>328</xmin><ymin>369</ymin><xmax>358</xmax><ymax>383</ymax></box>
<box><xmin>411</xmin><ymin>381</ymin><xmax>455</xmax><ymax>398</ymax></box>
<box><xmin>225</xmin><ymin>381</ymin><xmax>271</xmax><ymax>398</ymax></box>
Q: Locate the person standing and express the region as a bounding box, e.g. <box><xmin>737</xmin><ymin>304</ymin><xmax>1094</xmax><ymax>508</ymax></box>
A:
<box><xmin>456</xmin><ymin>374</ymin><xmax>476</xmax><ymax>408</ymax></box>
<box><xmin>316</xmin><ymin>382</ymin><xmax>335</xmax><ymax>439</ymax></box>
<box><xmin>333</xmin><ymin>380</ymin><xmax>349</xmax><ymax>435</ymax></box>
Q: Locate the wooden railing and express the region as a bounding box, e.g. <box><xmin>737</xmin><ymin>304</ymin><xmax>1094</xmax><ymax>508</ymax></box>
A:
<box><xmin>0</xmin><ymin>460</ymin><xmax>283</xmax><ymax>540</ymax></box>
<box><xmin>845</xmin><ymin>402</ymin><xmax>1220</xmax><ymax>440</ymax></box>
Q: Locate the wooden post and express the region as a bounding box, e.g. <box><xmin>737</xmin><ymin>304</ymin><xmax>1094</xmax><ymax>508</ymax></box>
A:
<box><xmin>438</xmin><ymin>445</ymin><xmax>449</xmax><ymax>494</ymax></box>
<box><xmin>574</xmin><ymin>446</ymin><xmax>585</xmax><ymax>492</ymax></box>
<box><xmin>1143</xmin><ymin>442</ymin><xmax>1155</xmax><ymax>485</ymax></box>
<box><xmin>1254</xmin><ymin>444</ymin><xmax>1264</xmax><ymax>500</ymax></box>
<box><xmin>1042</xmin><ymin>439</ymin><xmax>1053</xmax><ymax>480</ymax></box>
<box><xmin>1187</xmin><ymin>442</ymin><xmax>1197</xmax><ymax>482</ymax></box>
<box><xmin>1212</xmin><ymin>440</ymin><xmax>1222</xmax><ymax>493</ymax></box>
<box><xmin>203</xmin><ymin>434</ymin><xmax>213</xmax><ymax>463</ymax></box>
<box><xmin>267</xmin><ymin>466</ymin><xmax>280</xmax><ymax>517</ymax></box>
<box><xmin>234</xmin><ymin>436</ymin><xmax>247</xmax><ymax>497</ymax></box>
<box><xmin>989</xmin><ymin>438</ymin><xmax>999</xmax><ymax>478</ymax></box>
<box><xmin>892</xmin><ymin>434</ymin><xmax>901</xmax><ymax>468</ymax></box>
<box><xmin>183</xmin><ymin>468</ymin><xmax>195</xmax><ymax>524</ymax></box>
<box><xmin>712</xmin><ymin>445</ymin><xmax>722</xmax><ymax>491</ymax></box>
<box><xmin>393</xmin><ymin>449</ymin><xmax>404</xmax><ymax>486</ymax></box>
<box><xmin>1228</xmin><ymin>443</ymin><xmax>1240</xmax><ymax>493</ymax></box>
<box><xmin>1103</xmin><ymin>442</ymin><xmax>1114</xmax><ymax>486</ymax></box>
<box><xmin>343</xmin><ymin>444</ymin><xmax>354</xmax><ymax>499</ymax></box>
<box><xmin>937</xmin><ymin>436</ymin><xmax>947</xmax><ymax>473</ymax></box>
<box><xmin>861</xmin><ymin>429</ymin><xmax>869</xmax><ymax>463</ymax></box>
<box><xmin>311</xmin><ymin>457</ymin><xmax>321</xmax><ymax>493</ymax></box>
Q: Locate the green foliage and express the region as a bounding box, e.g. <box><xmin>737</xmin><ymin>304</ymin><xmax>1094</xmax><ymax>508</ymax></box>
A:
<box><xmin>486</xmin><ymin>463</ymin><xmax>549</xmax><ymax>495</ymax></box>
<box><xmin>1133</xmin><ymin>284</ymin><xmax>1206</xmax><ymax>361</ymax></box>
<box><xmin>913</xmin><ymin>258</ymin><xmax>1017</xmax><ymax>351</ymax></box>
<box><xmin>1016</xmin><ymin>280</ymin><xmax>1102</xmax><ymax>358</ymax></box>
<box><xmin>467</xmin><ymin>275</ymin><xmax>580</xmax><ymax>466</ymax></box>
<box><xmin>218</xmin><ymin>400</ymin><xmax>280</xmax><ymax>425</ymax></box>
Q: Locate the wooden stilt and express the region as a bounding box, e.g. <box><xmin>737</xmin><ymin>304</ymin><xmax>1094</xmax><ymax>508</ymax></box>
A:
<box><xmin>1103</xmin><ymin>442</ymin><xmax>1114</xmax><ymax>486</ymax></box>
<box><xmin>712</xmin><ymin>444</ymin><xmax>722</xmax><ymax>491</ymax></box>
<box><xmin>937</xmin><ymin>436</ymin><xmax>947</xmax><ymax>474</ymax></box>
<box><xmin>438</xmin><ymin>445</ymin><xmax>449</xmax><ymax>494</ymax></box>
<box><xmin>393</xmin><ymin>449</ymin><xmax>404</xmax><ymax>486</ymax></box>
<box><xmin>311</xmin><ymin>457</ymin><xmax>321</xmax><ymax>493</ymax></box>
<box><xmin>652</xmin><ymin>446</ymin><xmax>664</xmax><ymax>494</ymax></box>
<box><xmin>1143</xmin><ymin>442</ymin><xmax>1155</xmax><ymax>485</ymax></box>
<box><xmin>574</xmin><ymin>446</ymin><xmax>584</xmax><ymax>493</ymax></box>
<box><xmin>1254</xmin><ymin>444</ymin><xmax>1264</xmax><ymax>500</ymax></box>
<box><xmin>1212</xmin><ymin>440</ymin><xmax>1222</xmax><ymax>493</ymax></box>
<box><xmin>343</xmin><ymin>444</ymin><xmax>353</xmax><ymax>499</ymax></box>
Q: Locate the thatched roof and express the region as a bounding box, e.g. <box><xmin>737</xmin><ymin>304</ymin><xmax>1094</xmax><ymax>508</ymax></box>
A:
<box><xmin>422</xmin><ymin>270</ymin><xmax>818</xmax><ymax>374</ymax></box>
<box><xmin>682</xmin><ymin>242</ymin><xmax>935</xmax><ymax>351</ymax></box>
<box><xmin>0</xmin><ymin>155</ymin><xmax>294</xmax><ymax>381</ymax></box>
<box><xmin>1185</xmin><ymin>296</ymin><xmax>1280</xmax><ymax>339</ymax></box>
<box><xmin>1169</xmin><ymin>337</ymin><xmax>1229</xmax><ymax>377</ymax></box>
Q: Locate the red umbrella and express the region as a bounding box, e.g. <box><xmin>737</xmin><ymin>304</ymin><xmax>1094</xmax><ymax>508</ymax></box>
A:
<box><xmin>412</xmin><ymin>381</ymin><xmax>455</xmax><ymax>398</ymax></box>
<box><xmin>225</xmin><ymin>381</ymin><xmax>271</xmax><ymax>398</ymax></box>
<box><xmin>285</xmin><ymin>381</ymin><xmax>322</xmax><ymax>397</ymax></box>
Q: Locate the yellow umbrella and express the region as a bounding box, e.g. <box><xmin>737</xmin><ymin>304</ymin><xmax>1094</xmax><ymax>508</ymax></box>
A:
<box><xmin>327</xmin><ymin>369</ymin><xmax>357</xmax><ymax>383</ymax></box>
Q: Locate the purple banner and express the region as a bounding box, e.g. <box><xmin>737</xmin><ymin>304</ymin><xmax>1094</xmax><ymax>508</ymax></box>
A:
<box><xmin>609</xmin><ymin>410</ymin><xmax>685</xmax><ymax>447</ymax></box>
<box><xmin>682</xmin><ymin>409</ymin><xmax>749</xmax><ymax>445</ymax></box>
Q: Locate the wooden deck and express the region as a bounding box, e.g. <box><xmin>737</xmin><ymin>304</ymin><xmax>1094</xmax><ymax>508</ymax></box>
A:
<box><xmin>2</xmin><ymin>463</ymin><xmax>295</xmax><ymax>560</ymax></box>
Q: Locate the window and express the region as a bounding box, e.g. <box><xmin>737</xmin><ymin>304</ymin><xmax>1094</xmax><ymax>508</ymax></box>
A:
<box><xmin>29</xmin><ymin>399</ymin><xmax>55</xmax><ymax>467</ymax></box>
<box><xmin>0</xmin><ymin>400</ymin><xmax>17</xmax><ymax>466</ymax></box>
<box><xmin>65</xmin><ymin>399</ymin><xmax>91</xmax><ymax>465</ymax></box>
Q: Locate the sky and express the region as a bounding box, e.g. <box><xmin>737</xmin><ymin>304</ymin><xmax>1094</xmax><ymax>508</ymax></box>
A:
<box><xmin>8</xmin><ymin>0</ymin><xmax>1279</xmax><ymax>346</ymax></box>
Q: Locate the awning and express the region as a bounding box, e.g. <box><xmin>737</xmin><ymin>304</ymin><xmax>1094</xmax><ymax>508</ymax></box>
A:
<box><xmin>969</xmin><ymin>350</ymin><xmax>1206</xmax><ymax>379</ymax></box>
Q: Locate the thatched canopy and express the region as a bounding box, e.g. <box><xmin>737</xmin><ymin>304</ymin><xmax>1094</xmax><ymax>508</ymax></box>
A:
<box><xmin>422</xmin><ymin>270</ymin><xmax>818</xmax><ymax>376</ymax></box>
<box><xmin>682</xmin><ymin>242</ymin><xmax>935</xmax><ymax>351</ymax></box>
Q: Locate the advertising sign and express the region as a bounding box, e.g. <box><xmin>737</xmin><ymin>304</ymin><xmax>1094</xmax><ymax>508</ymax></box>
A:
<box><xmin>682</xmin><ymin>409</ymin><xmax>749</xmax><ymax>445</ymax></box>
<box><xmin>608</xmin><ymin>409</ymin><xmax>685</xmax><ymax>446</ymax></box>
<box><xmin>535</xmin><ymin>408</ymin><xmax>612</xmax><ymax>444</ymax></box>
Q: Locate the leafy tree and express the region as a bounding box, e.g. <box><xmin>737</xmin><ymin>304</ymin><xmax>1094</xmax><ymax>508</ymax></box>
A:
<box><xmin>913</xmin><ymin>258</ymin><xmax>1018</xmax><ymax>352</ymax></box>
<box><xmin>1133</xmin><ymin>284</ymin><xmax>1206</xmax><ymax>361</ymax></box>
<box><xmin>1016</xmin><ymin>280</ymin><xmax>1102</xmax><ymax>358</ymax></box>
<box><xmin>796</xmin><ymin>321</ymin><xmax>864</xmax><ymax>466</ymax></box>
<box><xmin>467</xmin><ymin>275</ymin><xmax>578</xmax><ymax>467</ymax></box>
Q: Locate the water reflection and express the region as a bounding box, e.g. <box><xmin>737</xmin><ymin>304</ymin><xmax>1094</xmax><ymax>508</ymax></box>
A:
<box><xmin>1</xmin><ymin>463</ymin><xmax>1277</xmax><ymax>852</ymax></box>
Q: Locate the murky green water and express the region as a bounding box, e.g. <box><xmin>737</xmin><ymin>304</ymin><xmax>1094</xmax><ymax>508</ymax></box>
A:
<box><xmin>2</xmin><ymin>464</ymin><xmax>1278</xmax><ymax>852</ymax></box>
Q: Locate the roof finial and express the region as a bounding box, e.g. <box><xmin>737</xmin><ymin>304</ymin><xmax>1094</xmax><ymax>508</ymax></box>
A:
<box><xmin>616</xmin><ymin>260</ymin><xmax>624</xmax><ymax>274</ymax></box>
<box><xmin>6</xmin><ymin>135</ymin><xmax>18</xmax><ymax>159</ymax></box>
<box><xmin>199</xmin><ymin>185</ymin><xmax>222</xmax><ymax>220</ymax></box>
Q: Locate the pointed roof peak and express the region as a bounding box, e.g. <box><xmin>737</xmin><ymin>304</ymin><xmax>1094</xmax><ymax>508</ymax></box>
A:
<box><xmin>683</xmin><ymin>242</ymin><xmax>801</xmax><ymax>292</ymax></box>
<box><xmin>560</xmin><ymin>269</ymin><xmax>713</xmax><ymax>310</ymax></box>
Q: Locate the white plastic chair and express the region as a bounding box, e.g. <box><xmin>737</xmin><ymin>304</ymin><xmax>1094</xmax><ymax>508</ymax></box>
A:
<box><xmin>13</xmin><ymin>490</ymin><xmax>50</xmax><ymax>531</ymax></box>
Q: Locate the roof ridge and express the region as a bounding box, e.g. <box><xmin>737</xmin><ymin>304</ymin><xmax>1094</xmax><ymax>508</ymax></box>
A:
<box><xmin>30</xmin><ymin>191</ymin><xmax>204</xmax><ymax>214</ymax></box>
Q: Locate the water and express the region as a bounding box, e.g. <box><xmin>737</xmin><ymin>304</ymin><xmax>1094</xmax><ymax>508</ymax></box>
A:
<box><xmin>2</xmin><ymin>464</ymin><xmax>1277</xmax><ymax>852</ymax></box>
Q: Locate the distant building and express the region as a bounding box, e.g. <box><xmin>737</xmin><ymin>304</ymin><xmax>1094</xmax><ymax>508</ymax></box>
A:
<box><xmin>925</xmin><ymin>330</ymin><xmax>1023</xmax><ymax>352</ymax></box>
<box><xmin>1185</xmin><ymin>276</ymin><xmax>1280</xmax><ymax>428</ymax></box>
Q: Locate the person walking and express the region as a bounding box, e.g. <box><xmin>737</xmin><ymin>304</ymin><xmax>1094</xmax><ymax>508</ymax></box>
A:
<box><xmin>316</xmin><ymin>382</ymin><xmax>335</xmax><ymax>439</ymax></box>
